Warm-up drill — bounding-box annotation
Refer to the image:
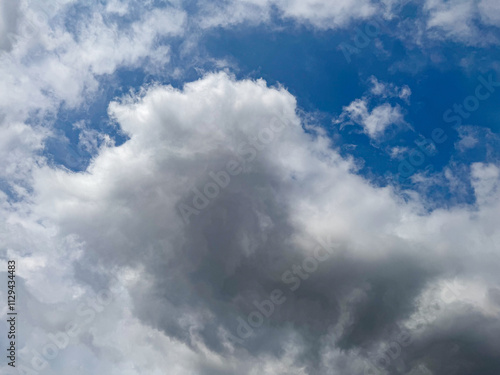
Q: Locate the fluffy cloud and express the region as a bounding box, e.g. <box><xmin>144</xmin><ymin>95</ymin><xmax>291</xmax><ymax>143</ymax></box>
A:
<box><xmin>339</xmin><ymin>100</ymin><xmax>406</xmax><ymax>139</ymax></box>
<box><xmin>334</xmin><ymin>78</ymin><xmax>410</xmax><ymax>140</ymax></box>
<box><xmin>1</xmin><ymin>72</ymin><xmax>499</xmax><ymax>374</ymax></box>
<box><xmin>0</xmin><ymin>1</ymin><xmax>186</xmax><ymax>113</ymax></box>
<box><xmin>0</xmin><ymin>0</ymin><xmax>186</xmax><ymax>194</ymax></box>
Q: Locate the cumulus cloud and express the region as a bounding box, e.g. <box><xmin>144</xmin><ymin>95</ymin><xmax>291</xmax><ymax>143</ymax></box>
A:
<box><xmin>334</xmin><ymin>78</ymin><xmax>410</xmax><ymax>140</ymax></box>
<box><xmin>0</xmin><ymin>1</ymin><xmax>499</xmax><ymax>374</ymax></box>
<box><xmin>0</xmin><ymin>72</ymin><xmax>499</xmax><ymax>374</ymax></box>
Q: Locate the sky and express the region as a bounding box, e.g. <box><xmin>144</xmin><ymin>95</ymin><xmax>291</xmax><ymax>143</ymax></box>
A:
<box><xmin>0</xmin><ymin>1</ymin><xmax>500</xmax><ymax>374</ymax></box>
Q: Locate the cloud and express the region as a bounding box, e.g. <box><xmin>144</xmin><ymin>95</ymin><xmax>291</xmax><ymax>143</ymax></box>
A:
<box><xmin>369</xmin><ymin>76</ymin><xmax>412</xmax><ymax>102</ymax></box>
<box><xmin>0</xmin><ymin>0</ymin><xmax>20</xmax><ymax>51</ymax></box>
<box><xmin>195</xmin><ymin>0</ymin><xmax>500</xmax><ymax>48</ymax></box>
<box><xmin>198</xmin><ymin>0</ymin><xmax>378</xmax><ymax>29</ymax></box>
<box><xmin>455</xmin><ymin>128</ymin><xmax>480</xmax><ymax>152</ymax></box>
<box><xmin>0</xmin><ymin>1</ymin><xmax>186</xmax><ymax>193</ymax></box>
<box><xmin>0</xmin><ymin>0</ymin><xmax>500</xmax><ymax>375</ymax></box>
<box><xmin>347</xmin><ymin>101</ymin><xmax>406</xmax><ymax>139</ymax></box>
<box><xmin>471</xmin><ymin>162</ymin><xmax>500</xmax><ymax>205</ymax></box>
<box><xmin>478</xmin><ymin>0</ymin><xmax>500</xmax><ymax>26</ymax></box>
<box><xmin>0</xmin><ymin>120</ymin><xmax>48</xmax><ymax>183</ymax></box>
<box><xmin>0</xmin><ymin>1</ymin><xmax>186</xmax><ymax>125</ymax></box>
<box><xmin>334</xmin><ymin>78</ymin><xmax>410</xmax><ymax>140</ymax></box>
<box><xmin>274</xmin><ymin>0</ymin><xmax>377</xmax><ymax>29</ymax></box>
<box><xmin>423</xmin><ymin>0</ymin><xmax>500</xmax><ymax>44</ymax></box>
<box><xmin>454</xmin><ymin>126</ymin><xmax>500</xmax><ymax>160</ymax></box>
<box><xmin>389</xmin><ymin>146</ymin><xmax>409</xmax><ymax>159</ymax></box>
<box><xmin>0</xmin><ymin>3</ymin><xmax>499</xmax><ymax>374</ymax></box>
<box><xmin>0</xmin><ymin>72</ymin><xmax>498</xmax><ymax>374</ymax></box>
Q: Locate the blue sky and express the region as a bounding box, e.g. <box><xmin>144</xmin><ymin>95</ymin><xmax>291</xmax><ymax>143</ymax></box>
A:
<box><xmin>1</xmin><ymin>1</ymin><xmax>500</xmax><ymax>375</ymax></box>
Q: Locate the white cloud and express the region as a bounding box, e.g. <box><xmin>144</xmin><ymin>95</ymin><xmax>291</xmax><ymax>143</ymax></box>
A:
<box><xmin>0</xmin><ymin>1</ymin><xmax>186</xmax><ymax>122</ymax></box>
<box><xmin>0</xmin><ymin>120</ymin><xmax>47</xmax><ymax>182</ymax></box>
<box><xmin>471</xmin><ymin>162</ymin><xmax>500</xmax><ymax>205</ymax></box>
<box><xmin>274</xmin><ymin>0</ymin><xmax>377</xmax><ymax>29</ymax></box>
<box><xmin>105</xmin><ymin>0</ymin><xmax>130</xmax><ymax>16</ymax></box>
<box><xmin>336</xmin><ymin>99</ymin><xmax>407</xmax><ymax>139</ymax></box>
<box><xmin>454</xmin><ymin>126</ymin><xmax>500</xmax><ymax>162</ymax></box>
<box><xmin>364</xmin><ymin>103</ymin><xmax>406</xmax><ymax>137</ymax></box>
<box><xmin>423</xmin><ymin>0</ymin><xmax>500</xmax><ymax>44</ymax></box>
<box><xmin>0</xmin><ymin>1</ymin><xmax>186</xmax><ymax>190</ymax></box>
<box><xmin>456</xmin><ymin>130</ymin><xmax>479</xmax><ymax>152</ymax></box>
<box><xmin>425</xmin><ymin>0</ymin><xmax>476</xmax><ymax>40</ymax></box>
<box><xmin>335</xmin><ymin>77</ymin><xmax>411</xmax><ymax>139</ymax></box>
<box><xmin>369</xmin><ymin>76</ymin><xmax>412</xmax><ymax>102</ymax></box>
<box><xmin>198</xmin><ymin>0</ymin><xmax>378</xmax><ymax>29</ymax></box>
<box><xmin>195</xmin><ymin>0</ymin><xmax>500</xmax><ymax>46</ymax></box>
